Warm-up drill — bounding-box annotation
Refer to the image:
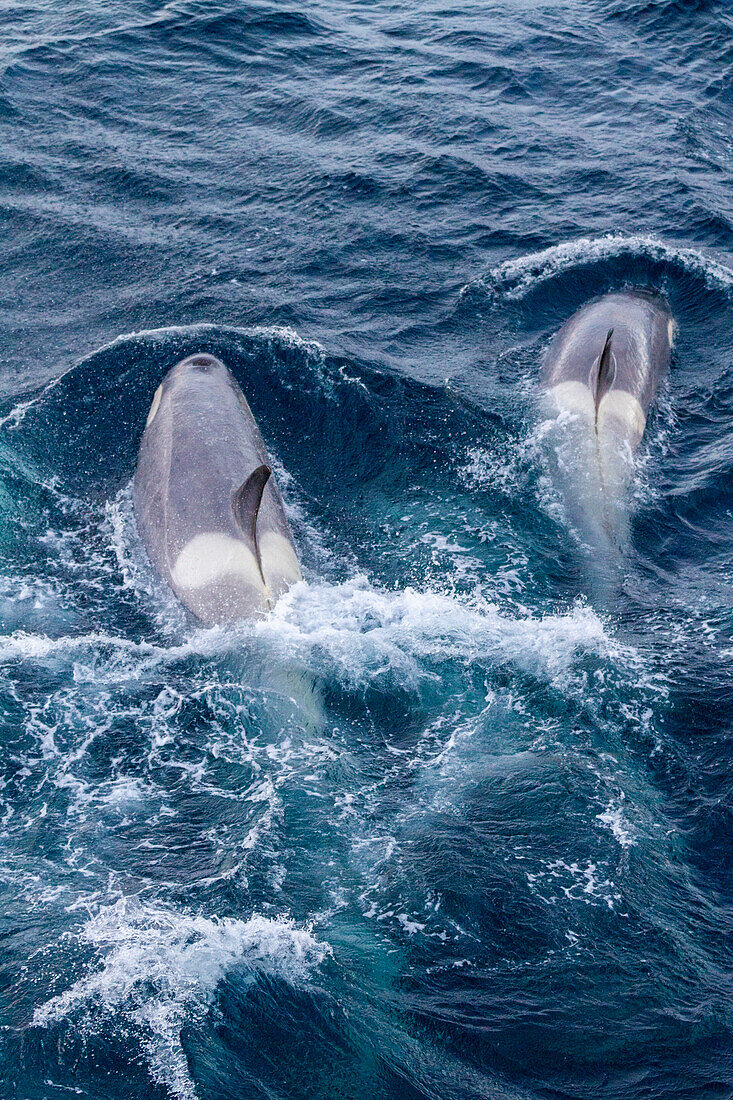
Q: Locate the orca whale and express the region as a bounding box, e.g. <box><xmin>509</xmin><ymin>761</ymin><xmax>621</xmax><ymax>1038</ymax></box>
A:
<box><xmin>541</xmin><ymin>289</ymin><xmax>674</xmax><ymax>490</ymax></box>
<box><xmin>539</xmin><ymin>289</ymin><xmax>675</xmax><ymax>563</ymax></box>
<box><xmin>133</xmin><ymin>353</ymin><xmax>301</xmax><ymax>624</ymax></box>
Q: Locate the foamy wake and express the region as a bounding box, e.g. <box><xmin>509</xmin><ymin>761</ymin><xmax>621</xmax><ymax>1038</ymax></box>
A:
<box><xmin>261</xmin><ymin>578</ymin><xmax>618</xmax><ymax>687</ymax></box>
<box><xmin>33</xmin><ymin>899</ymin><xmax>330</xmax><ymax>1100</ymax></box>
<box><xmin>0</xmin><ymin>577</ymin><xmax>625</xmax><ymax>693</ymax></box>
<box><xmin>462</xmin><ymin>233</ymin><xmax>733</xmax><ymax>300</ymax></box>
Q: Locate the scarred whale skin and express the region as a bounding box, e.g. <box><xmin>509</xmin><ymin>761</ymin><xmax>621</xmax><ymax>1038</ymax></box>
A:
<box><xmin>541</xmin><ymin>288</ymin><xmax>674</xmax><ymax>460</ymax></box>
<box><xmin>133</xmin><ymin>353</ymin><xmax>301</xmax><ymax>624</ymax></box>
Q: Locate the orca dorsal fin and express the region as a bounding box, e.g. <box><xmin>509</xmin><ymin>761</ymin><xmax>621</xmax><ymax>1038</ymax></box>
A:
<box><xmin>232</xmin><ymin>464</ymin><xmax>271</xmax><ymax>550</ymax></box>
<box><xmin>592</xmin><ymin>328</ymin><xmax>615</xmax><ymax>417</ymax></box>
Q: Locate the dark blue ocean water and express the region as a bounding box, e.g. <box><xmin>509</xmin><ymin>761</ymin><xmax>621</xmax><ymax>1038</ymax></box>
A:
<box><xmin>0</xmin><ymin>2</ymin><xmax>732</xmax><ymax>1098</ymax></box>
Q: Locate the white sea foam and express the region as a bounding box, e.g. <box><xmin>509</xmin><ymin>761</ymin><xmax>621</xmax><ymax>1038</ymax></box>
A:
<box><xmin>250</xmin><ymin>323</ymin><xmax>324</xmax><ymax>357</ymax></box>
<box><xmin>596</xmin><ymin>796</ymin><xmax>636</xmax><ymax>849</ymax></box>
<box><xmin>0</xmin><ymin>574</ymin><xmax>622</xmax><ymax>700</ymax></box>
<box><xmin>459</xmin><ymin>416</ymin><xmax>595</xmax><ymax>547</ymax></box>
<box><xmin>105</xmin><ymin>485</ymin><xmax>188</xmax><ymax>635</ymax></box>
<box><xmin>0</xmin><ymin>629</ymin><xmax>158</xmax><ymax>665</ymax></box>
<box><xmin>0</xmin><ymin>395</ymin><xmax>37</xmax><ymax>428</ymax></box>
<box><xmin>418</xmin><ymin>531</ymin><xmax>484</xmax><ymax>585</ymax></box>
<box><xmin>463</xmin><ymin>233</ymin><xmax>733</xmax><ymax>300</ymax></box>
<box><xmin>525</xmin><ymin>858</ymin><xmax>622</xmax><ymax>910</ymax></box>
<box><xmin>34</xmin><ymin>899</ymin><xmax>330</xmax><ymax>1100</ymax></box>
<box><xmin>261</xmin><ymin>577</ymin><xmax>616</xmax><ymax>688</ymax></box>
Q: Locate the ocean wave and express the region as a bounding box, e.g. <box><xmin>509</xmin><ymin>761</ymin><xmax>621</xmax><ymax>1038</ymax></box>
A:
<box><xmin>0</xmin><ymin>570</ymin><xmax>621</xmax><ymax>694</ymax></box>
<box><xmin>33</xmin><ymin>899</ymin><xmax>330</xmax><ymax>1100</ymax></box>
<box><xmin>0</xmin><ymin>322</ymin><xmax>331</xmax><ymax>431</ymax></box>
<box><xmin>263</xmin><ymin>578</ymin><xmax>616</xmax><ymax>687</ymax></box>
<box><xmin>462</xmin><ymin>234</ymin><xmax>733</xmax><ymax>300</ymax></box>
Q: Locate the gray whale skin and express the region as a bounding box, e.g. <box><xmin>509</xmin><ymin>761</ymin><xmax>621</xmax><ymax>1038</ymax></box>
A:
<box><xmin>540</xmin><ymin>289</ymin><xmax>675</xmax><ymax>489</ymax></box>
<box><xmin>133</xmin><ymin>353</ymin><xmax>302</xmax><ymax>624</ymax></box>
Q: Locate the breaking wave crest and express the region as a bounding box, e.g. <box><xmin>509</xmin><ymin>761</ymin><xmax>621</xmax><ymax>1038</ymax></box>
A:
<box><xmin>34</xmin><ymin>900</ymin><xmax>330</xmax><ymax>1100</ymax></box>
<box><xmin>463</xmin><ymin>233</ymin><xmax>733</xmax><ymax>300</ymax></box>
